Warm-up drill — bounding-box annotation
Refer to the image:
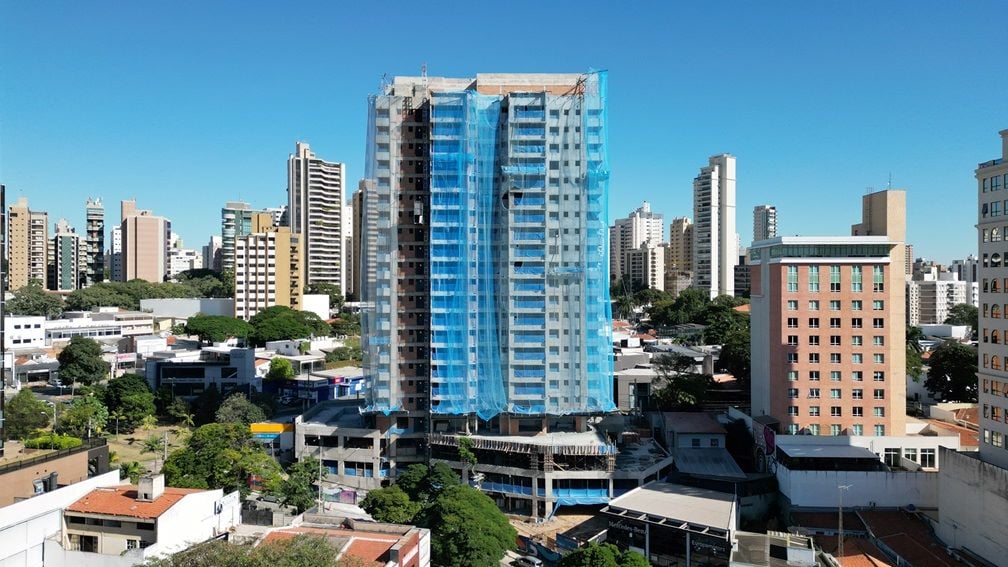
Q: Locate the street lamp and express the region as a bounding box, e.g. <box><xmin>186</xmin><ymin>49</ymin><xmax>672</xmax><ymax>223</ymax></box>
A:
<box><xmin>838</xmin><ymin>484</ymin><xmax>852</xmax><ymax>565</ymax></box>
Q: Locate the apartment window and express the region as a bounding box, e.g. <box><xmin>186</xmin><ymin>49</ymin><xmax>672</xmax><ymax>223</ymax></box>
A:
<box><xmin>851</xmin><ymin>265</ymin><xmax>863</xmax><ymax>292</ymax></box>
<box><xmin>993</xmin><ymin>406</ymin><xmax>1002</xmax><ymax>421</ymax></box>
<box><xmin>851</xmin><ymin>353</ymin><xmax>863</xmax><ymax>364</ymax></box>
<box><xmin>904</xmin><ymin>448</ymin><xmax>917</xmax><ymax>463</ymax></box>
<box><xmin>787</xmin><ymin>335</ymin><xmax>799</xmax><ymax>346</ymax></box>
<box><xmin>873</xmin><ymin>335</ymin><xmax>884</xmax><ymax>346</ymax></box>
<box><xmin>787</xmin><ymin>266</ymin><xmax>798</xmax><ymax>292</ymax></box>
<box><xmin>808</xmin><ymin>266</ymin><xmax>820</xmax><ymax>292</ymax></box>
<box><xmin>873</xmin><ymin>353</ymin><xmax>885</xmax><ymax>364</ymax></box>
<box><xmin>809</xmin><ymin>370</ymin><xmax>821</xmax><ymax>381</ymax></box>
<box><xmin>787</xmin><ymin>353</ymin><xmax>799</xmax><ymax>363</ymax></box>
<box><xmin>874</xmin><ymin>425</ymin><xmax>885</xmax><ymax>436</ymax></box>
<box><xmin>921</xmin><ymin>448</ymin><xmax>935</xmax><ymax>467</ymax></box>
<box><xmin>809</xmin><ymin>424</ymin><xmax>821</xmax><ymax>435</ymax></box>
<box><xmin>809</xmin><ymin>353</ymin><xmax>820</xmax><ymax>363</ymax></box>
<box><xmin>831</xmin><ymin>424</ymin><xmax>842</xmax><ymax>436</ymax></box>
<box><xmin>853</xmin><ymin>406</ymin><xmax>864</xmax><ymax>417</ymax></box>
<box><xmin>788</xmin><ymin>371</ymin><xmax>798</xmax><ymax>381</ymax></box>
<box><xmin>787</xmin><ymin>424</ymin><xmax>799</xmax><ymax>434</ymax></box>
<box><xmin>808</xmin><ymin>317</ymin><xmax>820</xmax><ymax>328</ymax></box>
<box><xmin>809</xmin><ymin>388</ymin><xmax>820</xmax><ymax>399</ymax></box>
<box><xmin>852</xmin><ymin>388</ymin><xmax>864</xmax><ymax>399</ymax></box>
<box><xmin>852</xmin><ymin>317</ymin><xmax>863</xmax><ymax>328</ymax></box>
<box><xmin>830</xmin><ymin>388</ymin><xmax>842</xmax><ymax>399</ymax></box>
<box><xmin>787</xmin><ymin>317</ymin><xmax>798</xmax><ymax>328</ymax></box>
<box><xmin>852</xmin><ymin>424</ymin><xmax>864</xmax><ymax>435</ymax></box>
<box><xmin>829</xmin><ymin>300</ymin><xmax>841</xmax><ymax>311</ymax></box>
<box><xmin>809</xmin><ymin>300</ymin><xmax>820</xmax><ymax>310</ymax></box>
<box><xmin>831</xmin><ymin>406</ymin><xmax>842</xmax><ymax>417</ymax></box>
<box><xmin>872</xmin><ymin>318</ymin><xmax>884</xmax><ymax>329</ymax></box>
<box><xmin>874</xmin><ymin>407</ymin><xmax>886</xmax><ymax>417</ymax></box>
<box><xmin>830</xmin><ymin>371</ymin><xmax>841</xmax><ymax>381</ymax></box>
<box><xmin>872</xmin><ymin>300</ymin><xmax>884</xmax><ymax>310</ymax></box>
<box><xmin>787</xmin><ymin>300</ymin><xmax>798</xmax><ymax>310</ymax></box>
<box><xmin>852</xmin><ymin>300</ymin><xmax>863</xmax><ymax>311</ymax></box>
<box><xmin>830</xmin><ymin>335</ymin><xmax>842</xmax><ymax>346</ymax></box>
<box><xmin>873</xmin><ymin>371</ymin><xmax>885</xmax><ymax>382</ymax></box>
<box><xmin>874</xmin><ymin>389</ymin><xmax>885</xmax><ymax>400</ymax></box>
<box><xmin>788</xmin><ymin>388</ymin><xmax>799</xmax><ymax>399</ymax></box>
<box><xmin>873</xmin><ymin>265</ymin><xmax>885</xmax><ymax>292</ymax></box>
<box><xmin>808</xmin><ymin>335</ymin><xmax>820</xmax><ymax>346</ymax></box>
<box><xmin>828</xmin><ymin>265</ymin><xmax>841</xmax><ymax>292</ymax></box>
<box><xmin>127</xmin><ymin>540</ymin><xmax>139</xmax><ymax>550</ymax></box>
<box><xmin>788</xmin><ymin>406</ymin><xmax>799</xmax><ymax>417</ymax></box>
<box><xmin>830</xmin><ymin>317</ymin><xmax>841</xmax><ymax>329</ymax></box>
<box><xmin>852</xmin><ymin>335</ymin><xmax>863</xmax><ymax>346</ymax></box>
<box><xmin>809</xmin><ymin>406</ymin><xmax>820</xmax><ymax>416</ymax></box>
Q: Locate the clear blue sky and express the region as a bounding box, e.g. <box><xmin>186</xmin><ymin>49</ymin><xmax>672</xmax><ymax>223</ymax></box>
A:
<box><xmin>1</xmin><ymin>1</ymin><xmax>1005</xmax><ymax>263</ymax></box>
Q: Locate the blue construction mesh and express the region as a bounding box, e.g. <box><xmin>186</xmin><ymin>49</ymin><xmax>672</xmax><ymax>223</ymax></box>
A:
<box><xmin>429</xmin><ymin>91</ymin><xmax>507</xmax><ymax>419</ymax></box>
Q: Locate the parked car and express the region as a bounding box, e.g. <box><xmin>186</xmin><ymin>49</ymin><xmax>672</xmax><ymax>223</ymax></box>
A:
<box><xmin>514</xmin><ymin>557</ymin><xmax>543</xmax><ymax>567</ymax></box>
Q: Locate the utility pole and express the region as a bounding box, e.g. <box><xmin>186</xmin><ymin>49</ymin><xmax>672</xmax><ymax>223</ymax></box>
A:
<box><xmin>838</xmin><ymin>484</ymin><xmax>852</xmax><ymax>565</ymax></box>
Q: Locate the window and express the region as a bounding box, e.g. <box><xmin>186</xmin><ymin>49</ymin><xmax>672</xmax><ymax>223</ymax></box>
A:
<box><xmin>787</xmin><ymin>335</ymin><xmax>798</xmax><ymax>346</ymax></box>
<box><xmin>809</xmin><ymin>370</ymin><xmax>821</xmax><ymax>381</ymax></box>
<box><xmin>873</xmin><ymin>300</ymin><xmax>884</xmax><ymax>310</ymax></box>
<box><xmin>710</xmin><ymin>438</ymin><xmax>719</xmax><ymax>447</ymax></box>
<box><xmin>787</xmin><ymin>424</ymin><xmax>799</xmax><ymax>434</ymax></box>
<box><xmin>809</xmin><ymin>406</ymin><xmax>820</xmax><ymax>416</ymax></box>
<box><xmin>852</xmin><ymin>388</ymin><xmax>864</xmax><ymax>399</ymax></box>
<box><xmin>788</xmin><ymin>370</ymin><xmax>798</xmax><ymax>381</ymax></box>
<box><xmin>788</xmin><ymin>406</ymin><xmax>799</xmax><ymax>416</ymax></box>
<box><xmin>787</xmin><ymin>300</ymin><xmax>798</xmax><ymax>310</ymax></box>
<box><xmin>809</xmin><ymin>388</ymin><xmax>821</xmax><ymax>399</ymax></box>
<box><xmin>787</xmin><ymin>317</ymin><xmax>798</xmax><ymax>328</ymax></box>
<box><xmin>874</xmin><ymin>407</ymin><xmax>886</xmax><ymax>417</ymax></box>
<box><xmin>831</xmin><ymin>335</ymin><xmax>842</xmax><ymax>346</ymax></box>
<box><xmin>851</xmin><ymin>265</ymin><xmax>863</xmax><ymax>292</ymax></box>
<box><xmin>829</xmin><ymin>300</ymin><xmax>841</xmax><ymax>311</ymax></box>
<box><xmin>691</xmin><ymin>438</ymin><xmax>701</xmax><ymax>448</ymax></box>
<box><xmin>852</xmin><ymin>424</ymin><xmax>864</xmax><ymax>435</ymax></box>
<box><xmin>830</xmin><ymin>371</ymin><xmax>841</xmax><ymax>381</ymax></box>
<box><xmin>884</xmin><ymin>448</ymin><xmax>901</xmax><ymax>467</ymax></box>
<box><xmin>809</xmin><ymin>353</ymin><xmax>820</xmax><ymax>363</ymax></box>
<box><xmin>853</xmin><ymin>371</ymin><xmax>864</xmax><ymax>381</ymax></box>
<box><xmin>788</xmin><ymin>388</ymin><xmax>799</xmax><ymax>399</ymax></box>
<box><xmin>873</xmin><ymin>371</ymin><xmax>885</xmax><ymax>382</ymax></box>
<box><xmin>873</xmin><ymin>335</ymin><xmax>884</xmax><ymax>346</ymax></box>
<box><xmin>831</xmin><ymin>406</ymin><xmax>842</xmax><ymax>417</ymax></box>
<box><xmin>127</xmin><ymin>540</ymin><xmax>139</xmax><ymax>550</ymax></box>
<box><xmin>921</xmin><ymin>448</ymin><xmax>935</xmax><ymax>468</ymax></box>
<box><xmin>852</xmin><ymin>335</ymin><xmax>863</xmax><ymax>346</ymax></box>
<box><xmin>828</xmin><ymin>353</ymin><xmax>840</xmax><ymax>364</ymax></box>
<box><xmin>852</xmin><ymin>300</ymin><xmax>863</xmax><ymax>311</ymax></box>
<box><xmin>787</xmin><ymin>266</ymin><xmax>798</xmax><ymax>292</ymax></box>
<box><xmin>994</xmin><ymin>305</ymin><xmax>1002</xmax><ymax>319</ymax></box>
<box><xmin>874</xmin><ymin>425</ymin><xmax>885</xmax><ymax>436</ymax></box>
<box><xmin>873</xmin><ymin>318</ymin><xmax>885</xmax><ymax>329</ymax></box>
<box><xmin>808</xmin><ymin>266</ymin><xmax>820</xmax><ymax>292</ymax></box>
<box><xmin>809</xmin><ymin>424</ymin><xmax>821</xmax><ymax>435</ymax></box>
<box><xmin>830</xmin><ymin>388</ymin><xmax>842</xmax><ymax>399</ymax></box>
<box><xmin>853</xmin><ymin>406</ymin><xmax>864</xmax><ymax>417</ymax></box>
<box><xmin>874</xmin><ymin>389</ymin><xmax>885</xmax><ymax>400</ymax></box>
<box><xmin>830</xmin><ymin>265</ymin><xmax>841</xmax><ymax>292</ymax></box>
<box><xmin>851</xmin><ymin>353</ymin><xmax>863</xmax><ymax>364</ymax></box>
<box><xmin>788</xmin><ymin>353</ymin><xmax>799</xmax><ymax>363</ymax></box>
<box><xmin>809</xmin><ymin>335</ymin><xmax>820</xmax><ymax>346</ymax></box>
<box><xmin>852</xmin><ymin>317</ymin><xmax>863</xmax><ymax>328</ymax></box>
<box><xmin>873</xmin><ymin>265</ymin><xmax>885</xmax><ymax>292</ymax></box>
<box><xmin>809</xmin><ymin>317</ymin><xmax>820</xmax><ymax>328</ymax></box>
<box><xmin>830</xmin><ymin>317</ymin><xmax>841</xmax><ymax>328</ymax></box>
<box><xmin>873</xmin><ymin>353</ymin><xmax>885</xmax><ymax>364</ymax></box>
<box><xmin>831</xmin><ymin>424</ymin><xmax>842</xmax><ymax>436</ymax></box>
<box><xmin>808</xmin><ymin>300</ymin><xmax>820</xmax><ymax>310</ymax></box>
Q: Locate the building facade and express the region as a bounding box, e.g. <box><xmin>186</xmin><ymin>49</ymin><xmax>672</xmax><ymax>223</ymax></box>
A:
<box><xmin>753</xmin><ymin>204</ymin><xmax>777</xmax><ymax>242</ymax></box>
<box><xmin>201</xmin><ymin>235</ymin><xmax>222</xmax><ymax>271</ymax></box>
<box><xmin>221</xmin><ymin>201</ymin><xmax>274</xmax><ymax>272</ymax></box>
<box><xmin>48</xmin><ymin>219</ymin><xmax>85</xmax><ymax>291</ymax></box>
<box><xmin>85</xmin><ymin>198</ymin><xmax>104</xmax><ymax>286</ymax></box>
<box><xmin>610</xmin><ymin>201</ymin><xmax>663</xmax><ymax>282</ymax></box>
<box><xmin>350</xmin><ymin>183</ymin><xmax>365</xmax><ymax>299</ymax></box>
<box><xmin>906</xmin><ymin>271</ymin><xmax>968</xmax><ymax>326</ymax></box>
<box><xmin>288</xmin><ymin>142</ymin><xmax>345</xmax><ymax>290</ymax></box>
<box><xmin>119</xmin><ymin>200</ymin><xmax>170</xmax><ymax>283</ymax></box>
<box><xmin>667</xmin><ymin>216</ymin><xmax>693</xmax><ymax>272</ymax></box>
<box><xmin>749</xmin><ymin>236</ymin><xmax>906</xmax><ymax>437</ymax></box>
<box><xmin>110</xmin><ymin>226</ymin><xmax>123</xmax><ymax>282</ymax></box>
<box><xmin>624</xmin><ymin>242</ymin><xmax>665</xmax><ymax>291</ymax></box>
<box><xmin>693</xmin><ymin>154</ymin><xmax>737</xmax><ymax>298</ymax></box>
<box><xmin>233</xmin><ymin>227</ymin><xmax>302</xmax><ymax>320</ymax></box>
<box><xmin>8</xmin><ymin>197</ymin><xmax>48</xmax><ymax>290</ymax></box>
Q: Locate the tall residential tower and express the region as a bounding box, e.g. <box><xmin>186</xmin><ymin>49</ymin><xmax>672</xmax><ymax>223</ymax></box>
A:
<box><xmin>119</xmin><ymin>199</ymin><xmax>171</xmax><ymax>283</ymax></box>
<box><xmin>287</xmin><ymin>142</ymin><xmax>345</xmax><ymax>290</ymax></box>
<box><xmin>84</xmin><ymin>198</ymin><xmax>104</xmax><ymax>286</ymax></box>
<box><xmin>693</xmin><ymin>154</ymin><xmax>737</xmax><ymax>298</ymax></box>
<box><xmin>609</xmin><ymin>201</ymin><xmax>663</xmax><ymax>283</ymax></box>
<box><xmin>753</xmin><ymin>204</ymin><xmax>777</xmax><ymax>242</ymax></box>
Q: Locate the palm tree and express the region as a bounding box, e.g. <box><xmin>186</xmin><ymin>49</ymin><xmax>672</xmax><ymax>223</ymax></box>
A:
<box><xmin>110</xmin><ymin>410</ymin><xmax>126</xmax><ymax>437</ymax></box>
<box><xmin>615</xmin><ymin>294</ymin><xmax>637</xmax><ymax>321</ymax></box>
<box><xmin>119</xmin><ymin>461</ymin><xmax>144</xmax><ymax>483</ymax></box>
<box><xmin>180</xmin><ymin>412</ymin><xmax>195</xmax><ymax>428</ymax></box>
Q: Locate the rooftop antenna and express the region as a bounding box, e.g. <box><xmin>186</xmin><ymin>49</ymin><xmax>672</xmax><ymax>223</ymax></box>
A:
<box><xmin>421</xmin><ymin>62</ymin><xmax>428</xmax><ymax>90</ymax></box>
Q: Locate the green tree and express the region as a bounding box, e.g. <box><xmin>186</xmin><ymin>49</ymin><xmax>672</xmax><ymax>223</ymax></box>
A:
<box><xmin>57</xmin><ymin>394</ymin><xmax>109</xmax><ymax>437</ymax></box>
<box><xmin>120</xmin><ymin>461</ymin><xmax>145</xmax><ymax>483</ymax></box>
<box><xmin>140</xmin><ymin>534</ymin><xmax>349</xmax><ymax>567</ymax></box>
<box><xmin>305</xmin><ymin>282</ymin><xmax>344</xmax><ymax>313</ymax></box>
<box><xmin>330</xmin><ymin>313</ymin><xmax>361</xmax><ymax>337</ymax></box>
<box><xmin>6</xmin><ymin>282</ymin><xmax>64</xmax><ymax>318</ymax></box>
<box><xmin>425</xmin><ymin>484</ymin><xmax>516</xmax><ymax>567</ymax></box>
<box><xmin>614</xmin><ymin>294</ymin><xmax>637</xmax><ymax>321</ymax></box>
<box><xmin>162</xmin><ymin>422</ymin><xmax>281</xmax><ymax>496</ymax></box>
<box><xmin>165</xmin><ymin>397</ymin><xmax>193</xmax><ymax>425</ymax></box>
<box><xmin>215</xmin><ymin>394</ymin><xmax>267</xmax><ymax>426</ymax></box>
<box><xmin>559</xmin><ymin>542</ymin><xmax>620</xmax><ymax>567</ymax></box>
<box><xmin>278</xmin><ymin>456</ymin><xmax>320</xmax><ymax>513</ymax></box>
<box><xmin>192</xmin><ymin>384</ymin><xmax>224</xmax><ymax>426</ymax></box>
<box><xmin>458</xmin><ymin>436</ymin><xmax>478</xmax><ymax>479</ymax></box>
<box><xmin>249</xmin><ymin>306</ymin><xmax>330</xmax><ymax>345</ymax></box>
<box><xmin>395</xmin><ymin>462</ymin><xmax>459</xmax><ymax>503</ymax></box>
<box><xmin>718</xmin><ymin>329</ymin><xmax>751</xmax><ymax>382</ymax></box>
<box><xmin>907</xmin><ymin>326</ymin><xmax>925</xmax><ymax>381</ymax></box>
<box><xmin>57</xmin><ymin>336</ymin><xmax>109</xmax><ymax>386</ymax></box>
<box><xmin>648</xmin><ymin>287</ymin><xmax>710</xmax><ymax>327</ymax></box>
<box><xmin>3</xmin><ymin>389</ymin><xmax>51</xmax><ymax>439</ymax></box>
<box><xmin>945</xmin><ymin>303</ymin><xmax>979</xmax><ymax>337</ymax></box>
<box><xmin>175</xmin><ymin>269</ymin><xmax>233</xmax><ymax>298</ymax></box>
<box><xmin>618</xmin><ymin>550</ymin><xmax>650</xmax><ymax>567</ymax></box>
<box><xmin>143</xmin><ymin>434</ymin><xmax>164</xmax><ymax>454</ymax></box>
<box><xmin>103</xmin><ymin>373</ymin><xmax>156</xmax><ymax>431</ymax></box>
<box><xmin>267</xmin><ymin>357</ymin><xmax>295</xmax><ymax>381</ymax></box>
<box><xmin>651</xmin><ymin>354</ymin><xmax>713</xmax><ymax>409</ymax></box>
<box><xmin>360</xmin><ymin>485</ymin><xmax>422</xmax><ymax>524</ymax></box>
<box><xmin>924</xmin><ymin>340</ymin><xmax>979</xmax><ymax>402</ymax></box>
<box><xmin>184</xmin><ymin>314</ymin><xmax>254</xmax><ymax>344</ymax></box>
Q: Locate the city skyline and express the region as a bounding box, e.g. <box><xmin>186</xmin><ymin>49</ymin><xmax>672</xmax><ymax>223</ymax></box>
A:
<box><xmin>1</xmin><ymin>2</ymin><xmax>1006</xmax><ymax>264</ymax></box>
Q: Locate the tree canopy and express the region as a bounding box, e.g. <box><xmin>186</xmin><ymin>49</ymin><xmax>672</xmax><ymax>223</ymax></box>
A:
<box><xmin>360</xmin><ymin>485</ymin><xmax>422</xmax><ymax>524</ymax></box>
<box><xmin>140</xmin><ymin>534</ymin><xmax>361</xmax><ymax>567</ymax></box>
<box><xmin>249</xmin><ymin>306</ymin><xmax>331</xmax><ymax>345</ymax></box>
<box><xmin>184</xmin><ymin>314</ymin><xmax>253</xmax><ymax>344</ymax></box>
<box><xmin>174</xmin><ymin>269</ymin><xmax>234</xmax><ymax>298</ymax></box>
<box><xmin>58</xmin><ymin>336</ymin><xmax>109</xmax><ymax>386</ymax></box>
<box><xmin>102</xmin><ymin>373</ymin><xmax>156</xmax><ymax>431</ymax></box>
<box><xmin>3</xmin><ymin>388</ymin><xmax>51</xmax><ymax>439</ymax></box>
<box><xmin>266</xmin><ymin>357</ymin><xmax>295</xmax><ymax>381</ymax></box>
<box><xmin>906</xmin><ymin>326</ymin><xmax>925</xmax><ymax>381</ymax></box>
<box><xmin>945</xmin><ymin>303</ymin><xmax>979</xmax><ymax>336</ymax></box>
<box><xmin>651</xmin><ymin>354</ymin><xmax>713</xmax><ymax>409</ymax></box>
<box><xmin>924</xmin><ymin>340</ymin><xmax>979</xmax><ymax>402</ymax></box>
<box><xmin>559</xmin><ymin>543</ymin><xmax>648</xmax><ymax>567</ymax></box>
<box><xmin>395</xmin><ymin>462</ymin><xmax>460</xmax><ymax>504</ymax></box>
<box><xmin>278</xmin><ymin>456</ymin><xmax>321</xmax><ymax>513</ymax></box>
<box><xmin>162</xmin><ymin>422</ymin><xmax>281</xmax><ymax>496</ymax></box>
<box><xmin>65</xmin><ymin>280</ymin><xmax>201</xmax><ymax>311</ymax></box>
<box><xmin>305</xmin><ymin>282</ymin><xmax>344</xmax><ymax>313</ymax></box>
<box><xmin>57</xmin><ymin>394</ymin><xmax>109</xmax><ymax>437</ymax></box>
<box><xmin>215</xmin><ymin>393</ymin><xmax>267</xmax><ymax>426</ymax></box>
<box><xmin>6</xmin><ymin>282</ymin><xmax>64</xmax><ymax>318</ymax></box>
<box><xmin>718</xmin><ymin>328</ymin><xmax>751</xmax><ymax>382</ymax></box>
<box><xmin>425</xmin><ymin>484</ymin><xmax>516</xmax><ymax>567</ymax></box>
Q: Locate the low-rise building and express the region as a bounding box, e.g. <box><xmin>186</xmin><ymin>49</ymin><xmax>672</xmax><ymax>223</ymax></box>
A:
<box><xmin>259</xmin><ymin>513</ymin><xmax>430</xmax><ymax>567</ymax></box>
<box><xmin>144</xmin><ymin>346</ymin><xmax>259</xmax><ymax>397</ymax></box>
<box><xmin>139</xmin><ymin>298</ymin><xmax>235</xmax><ymax>319</ymax></box>
<box><xmin>5</xmin><ymin>316</ymin><xmax>46</xmax><ymax>351</ymax></box>
<box><xmin>0</xmin><ymin>438</ymin><xmax>111</xmax><ymax>507</ymax></box>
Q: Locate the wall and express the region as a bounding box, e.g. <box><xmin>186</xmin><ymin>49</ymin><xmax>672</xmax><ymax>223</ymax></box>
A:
<box><xmin>139</xmin><ymin>298</ymin><xmax>235</xmax><ymax>319</ymax></box>
<box><xmin>5</xmin><ymin>317</ymin><xmax>46</xmax><ymax>351</ymax></box>
<box><xmin>301</xmin><ymin>294</ymin><xmax>329</xmax><ymax>320</ymax></box>
<box><xmin>0</xmin><ymin>451</ymin><xmax>91</xmax><ymax>507</ymax></box>
<box><xmin>156</xmin><ymin>489</ymin><xmax>240</xmax><ymax>555</ymax></box>
<box><xmin>936</xmin><ymin>447</ymin><xmax>1008</xmax><ymax>564</ymax></box>
<box><xmin>776</xmin><ymin>433</ymin><xmax>959</xmax><ymax>469</ymax></box>
<box><xmin>0</xmin><ymin>470</ymin><xmax>120</xmax><ymax>567</ymax></box>
<box><xmin>777</xmin><ymin>466</ymin><xmax>938</xmax><ymax>508</ymax></box>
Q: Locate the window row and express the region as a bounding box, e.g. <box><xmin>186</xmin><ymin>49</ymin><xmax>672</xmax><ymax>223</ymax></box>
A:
<box><xmin>982</xmin><ymin>379</ymin><xmax>1007</xmax><ymax>397</ymax></box>
<box><xmin>982</xmin><ymin>404</ymin><xmax>1008</xmax><ymax>423</ymax></box>
<box><xmin>787</xmin><ymin>370</ymin><xmax>885</xmax><ymax>382</ymax></box>
<box><xmin>785</xmin><ymin>423</ymin><xmax>886</xmax><ymax>436</ymax></box>
<box><xmin>786</xmin><ymin>265</ymin><xmax>885</xmax><ymax>293</ymax></box>
<box><xmin>982</xmin><ymin>353</ymin><xmax>1008</xmax><ymax>371</ymax></box>
<box><xmin>785</xmin><ymin>299</ymin><xmax>884</xmax><ymax>311</ymax></box>
<box><xmin>788</xmin><ymin>405</ymin><xmax>887</xmax><ymax>417</ymax></box>
<box><xmin>981</xmin><ymin>200</ymin><xmax>1008</xmax><ymax>218</ymax></box>
<box><xmin>981</xmin><ymin>174</ymin><xmax>1007</xmax><ymax>192</ymax></box>
<box><xmin>982</xmin><ymin>278</ymin><xmax>1008</xmax><ymax>293</ymax></box>
<box><xmin>785</xmin><ymin>352</ymin><xmax>886</xmax><ymax>364</ymax></box>
<box><xmin>786</xmin><ymin>335</ymin><xmax>885</xmax><ymax>346</ymax></box>
<box><xmin>787</xmin><ymin>388</ymin><xmax>886</xmax><ymax>399</ymax></box>
<box><xmin>786</xmin><ymin>317</ymin><xmax>885</xmax><ymax>329</ymax></box>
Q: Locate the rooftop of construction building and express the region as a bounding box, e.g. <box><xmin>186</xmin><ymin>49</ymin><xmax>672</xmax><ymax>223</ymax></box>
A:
<box><xmin>604</xmin><ymin>481</ymin><xmax>736</xmax><ymax>532</ymax></box>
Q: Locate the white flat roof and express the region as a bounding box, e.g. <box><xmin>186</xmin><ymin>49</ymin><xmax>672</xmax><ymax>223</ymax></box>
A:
<box><xmin>777</xmin><ymin>443</ymin><xmax>878</xmax><ymax>459</ymax></box>
<box><xmin>751</xmin><ymin>235</ymin><xmax>894</xmax><ymax>247</ymax></box>
<box><xmin>606</xmin><ymin>481</ymin><xmax>735</xmax><ymax>531</ymax></box>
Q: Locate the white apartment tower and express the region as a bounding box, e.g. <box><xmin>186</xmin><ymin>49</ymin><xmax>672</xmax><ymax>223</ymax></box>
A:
<box><xmin>609</xmin><ymin>201</ymin><xmax>664</xmax><ymax>282</ymax></box>
<box><xmin>624</xmin><ymin>242</ymin><xmax>665</xmax><ymax>292</ymax></box>
<box><xmin>753</xmin><ymin>204</ymin><xmax>777</xmax><ymax>242</ymax></box>
<box><xmin>693</xmin><ymin>154</ymin><xmax>737</xmax><ymax>298</ymax></box>
<box><xmin>287</xmin><ymin>142</ymin><xmax>345</xmax><ymax>291</ymax></box>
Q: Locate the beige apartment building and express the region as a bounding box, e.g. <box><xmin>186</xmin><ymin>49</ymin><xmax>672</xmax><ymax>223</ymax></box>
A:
<box><xmin>667</xmin><ymin>216</ymin><xmax>693</xmax><ymax>271</ymax></box>
<box><xmin>288</xmin><ymin>142</ymin><xmax>345</xmax><ymax>291</ymax></box>
<box><xmin>8</xmin><ymin>197</ymin><xmax>49</xmax><ymax>290</ymax></box>
<box><xmin>233</xmin><ymin>226</ymin><xmax>303</xmax><ymax>320</ymax></box>
<box><xmin>120</xmin><ymin>200</ymin><xmax>170</xmax><ymax>283</ymax></box>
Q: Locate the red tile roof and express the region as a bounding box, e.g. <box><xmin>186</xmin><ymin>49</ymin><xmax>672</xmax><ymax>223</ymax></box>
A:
<box><xmin>926</xmin><ymin>420</ymin><xmax>979</xmax><ymax>447</ymax></box>
<box><xmin>261</xmin><ymin>526</ymin><xmax>405</xmax><ymax>566</ymax></box>
<box><xmin>953</xmin><ymin>407</ymin><xmax>979</xmax><ymax>427</ymax></box>
<box><xmin>66</xmin><ymin>486</ymin><xmax>203</xmax><ymax>519</ymax></box>
<box><xmin>859</xmin><ymin>511</ymin><xmax>964</xmax><ymax>567</ymax></box>
<box><xmin>819</xmin><ymin>537</ymin><xmax>893</xmax><ymax>567</ymax></box>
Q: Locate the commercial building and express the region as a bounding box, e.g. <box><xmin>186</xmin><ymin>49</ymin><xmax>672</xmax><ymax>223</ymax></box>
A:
<box><xmin>84</xmin><ymin>198</ymin><xmax>104</xmax><ymax>286</ymax></box>
<box><xmin>8</xmin><ymin>196</ymin><xmax>49</xmax><ymax>290</ymax></box>
<box><xmin>667</xmin><ymin>216</ymin><xmax>693</xmax><ymax>271</ymax></box>
<box><xmin>144</xmin><ymin>345</ymin><xmax>260</xmax><ymax>397</ymax></box>
<box><xmin>233</xmin><ymin>226</ymin><xmax>303</xmax><ymax>320</ymax></box>
<box><xmin>48</xmin><ymin>218</ymin><xmax>85</xmax><ymax>291</ymax></box>
<box><xmin>623</xmin><ymin>241</ymin><xmax>665</xmax><ymax>291</ymax></box>
<box><xmin>693</xmin><ymin>154</ymin><xmax>737</xmax><ymax>298</ymax></box>
<box><xmin>752</xmin><ymin>204</ymin><xmax>777</xmax><ymax>243</ymax></box>
<box><xmin>119</xmin><ymin>199</ymin><xmax>171</xmax><ymax>283</ymax></box>
<box><xmin>749</xmin><ymin>236</ymin><xmax>906</xmax><ymax>437</ymax></box>
<box><xmin>221</xmin><ymin>201</ymin><xmax>275</xmax><ymax>272</ymax></box>
<box><xmin>288</xmin><ymin>141</ymin><xmax>345</xmax><ymax>290</ymax></box>
<box><xmin>610</xmin><ymin>201</ymin><xmax>664</xmax><ymax>282</ymax></box>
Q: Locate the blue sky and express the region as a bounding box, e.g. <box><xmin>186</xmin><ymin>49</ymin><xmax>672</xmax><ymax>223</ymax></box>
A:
<box><xmin>1</xmin><ymin>1</ymin><xmax>1005</xmax><ymax>262</ymax></box>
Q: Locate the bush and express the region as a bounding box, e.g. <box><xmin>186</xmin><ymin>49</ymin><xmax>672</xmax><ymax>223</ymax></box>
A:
<box><xmin>25</xmin><ymin>433</ymin><xmax>83</xmax><ymax>450</ymax></box>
